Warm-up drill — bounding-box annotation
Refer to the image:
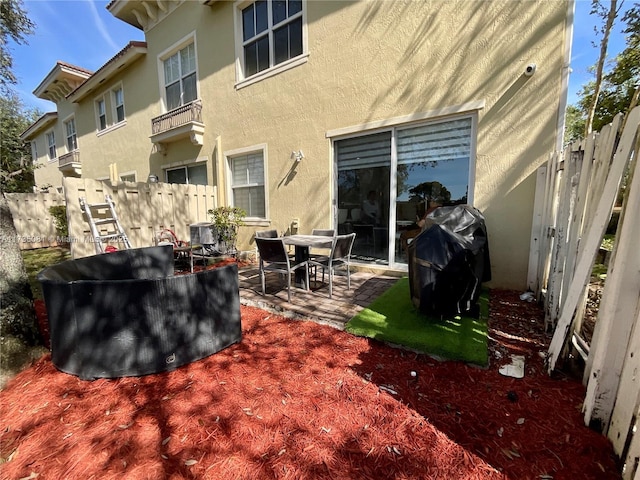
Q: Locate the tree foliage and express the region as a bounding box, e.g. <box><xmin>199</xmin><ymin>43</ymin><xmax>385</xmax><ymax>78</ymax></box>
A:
<box><xmin>584</xmin><ymin>0</ymin><xmax>621</xmax><ymax>136</ymax></box>
<box><xmin>567</xmin><ymin>2</ymin><xmax>640</xmax><ymax>141</ymax></box>
<box><xmin>1</xmin><ymin>0</ymin><xmax>40</xmax><ymax>193</ymax></box>
<box><xmin>0</xmin><ymin>0</ymin><xmax>42</xmax><ymax>364</ymax></box>
<box><xmin>408</xmin><ymin>181</ymin><xmax>452</xmax><ymax>205</ymax></box>
<box><xmin>0</xmin><ymin>0</ymin><xmax>34</xmax><ymax>92</ymax></box>
<box><xmin>1</xmin><ymin>92</ymin><xmax>40</xmax><ymax>193</ymax></box>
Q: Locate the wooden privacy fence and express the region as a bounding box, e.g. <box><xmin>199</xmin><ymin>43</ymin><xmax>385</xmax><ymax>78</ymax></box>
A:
<box><xmin>5</xmin><ymin>191</ymin><xmax>66</xmax><ymax>249</ymax></box>
<box><xmin>63</xmin><ymin>177</ymin><xmax>218</xmax><ymax>259</ymax></box>
<box><xmin>529</xmin><ymin>106</ymin><xmax>640</xmax><ymax>478</ymax></box>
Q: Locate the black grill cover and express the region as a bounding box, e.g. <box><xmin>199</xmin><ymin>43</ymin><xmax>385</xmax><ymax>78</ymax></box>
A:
<box><xmin>408</xmin><ymin>205</ymin><xmax>491</xmax><ymax>316</ymax></box>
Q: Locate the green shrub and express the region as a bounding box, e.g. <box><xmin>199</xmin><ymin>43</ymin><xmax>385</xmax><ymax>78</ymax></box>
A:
<box><xmin>207</xmin><ymin>206</ymin><xmax>247</xmax><ymax>255</ymax></box>
<box><xmin>49</xmin><ymin>205</ymin><xmax>68</xmax><ymax>238</ymax></box>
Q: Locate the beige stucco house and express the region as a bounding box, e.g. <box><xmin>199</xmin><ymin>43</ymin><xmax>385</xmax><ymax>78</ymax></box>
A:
<box><xmin>20</xmin><ymin>0</ymin><xmax>574</xmax><ymax>290</ymax></box>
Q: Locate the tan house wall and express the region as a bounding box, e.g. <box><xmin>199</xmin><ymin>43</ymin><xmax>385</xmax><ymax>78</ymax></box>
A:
<box><xmin>179</xmin><ymin>0</ymin><xmax>567</xmax><ymax>289</ymax></box>
<box><xmin>73</xmin><ymin>58</ymin><xmax>158</xmax><ymax>182</ymax></box>
<box><xmin>29</xmin><ymin>0</ymin><xmax>569</xmax><ymax>290</ymax></box>
<box><xmin>32</xmin><ymin>134</ymin><xmax>63</xmax><ymax>191</ymax></box>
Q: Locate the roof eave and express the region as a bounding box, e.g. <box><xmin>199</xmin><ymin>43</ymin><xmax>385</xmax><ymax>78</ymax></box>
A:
<box><xmin>33</xmin><ymin>63</ymin><xmax>92</xmax><ymax>102</ymax></box>
<box><xmin>67</xmin><ymin>43</ymin><xmax>147</xmax><ymax>103</ymax></box>
<box><xmin>107</xmin><ymin>0</ymin><xmax>145</xmax><ymax>30</ymax></box>
<box><xmin>20</xmin><ymin>112</ymin><xmax>58</xmax><ymax>141</ymax></box>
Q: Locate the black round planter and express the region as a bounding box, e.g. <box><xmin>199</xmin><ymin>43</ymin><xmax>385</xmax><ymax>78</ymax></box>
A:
<box><xmin>38</xmin><ymin>245</ymin><xmax>242</xmax><ymax>380</ymax></box>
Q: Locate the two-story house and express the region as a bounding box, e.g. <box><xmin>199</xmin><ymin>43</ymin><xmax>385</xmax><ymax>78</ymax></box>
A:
<box><xmin>21</xmin><ymin>0</ymin><xmax>574</xmax><ymax>290</ymax></box>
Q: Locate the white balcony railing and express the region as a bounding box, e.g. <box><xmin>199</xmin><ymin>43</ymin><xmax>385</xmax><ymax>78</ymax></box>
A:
<box><xmin>58</xmin><ymin>150</ymin><xmax>81</xmax><ymax>177</ymax></box>
<box><xmin>150</xmin><ymin>100</ymin><xmax>205</xmax><ymax>147</ymax></box>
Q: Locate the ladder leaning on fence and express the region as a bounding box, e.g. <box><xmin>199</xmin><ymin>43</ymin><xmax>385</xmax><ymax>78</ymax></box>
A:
<box><xmin>79</xmin><ymin>194</ymin><xmax>132</xmax><ymax>254</ymax></box>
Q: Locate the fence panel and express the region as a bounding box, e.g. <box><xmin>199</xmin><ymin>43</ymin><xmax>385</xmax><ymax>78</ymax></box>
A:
<box><xmin>5</xmin><ymin>192</ymin><xmax>65</xmax><ymax>249</ymax></box>
<box><xmin>547</xmin><ymin>108</ymin><xmax>639</xmax><ymax>372</ymax></box>
<box><xmin>62</xmin><ymin>177</ymin><xmax>217</xmax><ymax>258</ymax></box>
<box><xmin>532</xmin><ymin>106</ymin><xmax>640</xmax><ymax>475</ymax></box>
<box><xmin>583</xmin><ymin>125</ymin><xmax>640</xmax><ymax>464</ymax></box>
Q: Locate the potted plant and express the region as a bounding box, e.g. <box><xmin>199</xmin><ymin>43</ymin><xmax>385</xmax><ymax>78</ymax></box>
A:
<box><xmin>207</xmin><ymin>206</ymin><xmax>246</xmax><ymax>256</ymax></box>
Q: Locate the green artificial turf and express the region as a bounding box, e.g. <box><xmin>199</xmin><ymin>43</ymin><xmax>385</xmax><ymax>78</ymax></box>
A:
<box><xmin>345</xmin><ymin>277</ymin><xmax>489</xmax><ymax>366</ymax></box>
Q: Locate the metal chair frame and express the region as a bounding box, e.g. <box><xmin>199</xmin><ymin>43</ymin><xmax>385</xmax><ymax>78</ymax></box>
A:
<box><xmin>255</xmin><ymin>237</ymin><xmax>309</xmax><ymax>302</ymax></box>
<box><xmin>308</xmin><ymin>233</ymin><xmax>356</xmax><ymax>298</ymax></box>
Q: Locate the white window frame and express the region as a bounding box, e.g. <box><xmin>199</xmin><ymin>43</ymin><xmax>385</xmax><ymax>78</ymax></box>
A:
<box><xmin>233</xmin><ymin>0</ymin><xmax>309</xmax><ymax>89</ymax></box>
<box><xmin>30</xmin><ymin>141</ymin><xmax>38</xmax><ymax>163</ymax></box>
<box><xmin>329</xmin><ymin>104</ymin><xmax>483</xmax><ymax>266</ymax></box>
<box><xmin>225</xmin><ymin>143</ymin><xmax>268</xmax><ymax>222</ymax></box>
<box><xmin>45</xmin><ymin>131</ymin><xmax>57</xmax><ymax>161</ymax></box>
<box><xmin>331</xmin><ymin>113</ymin><xmax>479</xmax><ymax>209</ymax></box>
<box><xmin>95</xmin><ymin>96</ymin><xmax>107</xmax><ymax>132</ymax></box>
<box><xmin>157</xmin><ymin>33</ymin><xmax>199</xmax><ymax>113</ymax></box>
<box><xmin>111</xmin><ymin>84</ymin><xmax>126</xmax><ymax>124</ymax></box>
<box><xmin>164</xmin><ymin>161</ymin><xmax>208</xmax><ymax>185</ymax></box>
<box><xmin>120</xmin><ymin>171</ymin><xmax>136</xmax><ymax>183</ymax></box>
<box><xmin>64</xmin><ymin>116</ymin><xmax>78</xmax><ymax>152</ymax></box>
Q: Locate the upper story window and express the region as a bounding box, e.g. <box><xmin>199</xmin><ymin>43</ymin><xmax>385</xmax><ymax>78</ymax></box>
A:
<box><xmin>65</xmin><ymin>118</ymin><xmax>77</xmax><ymax>151</ymax></box>
<box><xmin>236</xmin><ymin>0</ymin><xmax>305</xmax><ymax>83</ymax></box>
<box><xmin>163</xmin><ymin>42</ymin><xmax>197</xmax><ymax>111</ymax></box>
<box><xmin>46</xmin><ymin>131</ymin><xmax>56</xmax><ymax>160</ymax></box>
<box><xmin>96</xmin><ymin>98</ymin><xmax>107</xmax><ymax>131</ymax></box>
<box><xmin>112</xmin><ymin>87</ymin><xmax>125</xmax><ymax>123</ymax></box>
<box><xmin>30</xmin><ymin>141</ymin><xmax>37</xmax><ymax>162</ymax></box>
<box><xmin>228</xmin><ymin>149</ymin><xmax>266</xmax><ymax>218</ymax></box>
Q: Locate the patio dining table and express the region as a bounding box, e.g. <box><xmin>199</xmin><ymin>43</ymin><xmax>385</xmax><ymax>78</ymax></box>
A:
<box><xmin>282</xmin><ymin>234</ymin><xmax>334</xmax><ymax>288</ymax></box>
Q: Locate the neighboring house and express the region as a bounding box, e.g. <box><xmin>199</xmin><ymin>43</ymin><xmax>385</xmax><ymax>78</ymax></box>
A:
<box><xmin>20</xmin><ymin>0</ymin><xmax>574</xmax><ymax>290</ymax></box>
<box><xmin>20</xmin><ymin>62</ymin><xmax>93</xmax><ymax>192</ymax></box>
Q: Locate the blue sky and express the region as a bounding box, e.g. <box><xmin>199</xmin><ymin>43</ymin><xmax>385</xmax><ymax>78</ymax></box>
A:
<box><xmin>9</xmin><ymin>0</ymin><xmax>633</xmax><ymax>113</ymax></box>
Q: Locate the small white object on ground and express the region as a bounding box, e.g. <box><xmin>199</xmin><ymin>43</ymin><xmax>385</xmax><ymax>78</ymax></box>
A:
<box><xmin>519</xmin><ymin>291</ymin><xmax>535</xmax><ymax>302</ymax></box>
<box><xmin>499</xmin><ymin>354</ymin><xmax>526</xmax><ymax>379</ymax></box>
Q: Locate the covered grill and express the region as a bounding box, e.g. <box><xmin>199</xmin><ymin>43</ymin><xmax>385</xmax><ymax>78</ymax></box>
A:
<box><xmin>408</xmin><ymin>205</ymin><xmax>491</xmax><ymax>316</ymax></box>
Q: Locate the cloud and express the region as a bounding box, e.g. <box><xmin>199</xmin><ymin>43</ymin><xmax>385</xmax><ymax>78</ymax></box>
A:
<box><xmin>87</xmin><ymin>0</ymin><xmax>119</xmax><ymax>53</ymax></box>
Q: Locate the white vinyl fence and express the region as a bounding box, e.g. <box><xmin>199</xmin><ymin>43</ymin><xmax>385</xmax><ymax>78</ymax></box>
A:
<box><xmin>63</xmin><ymin>177</ymin><xmax>217</xmax><ymax>258</ymax></box>
<box><xmin>530</xmin><ymin>106</ymin><xmax>640</xmax><ymax>478</ymax></box>
<box><xmin>5</xmin><ymin>191</ymin><xmax>66</xmax><ymax>249</ymax></box>
<box><xmin>7</xmin><ymin>178</ymin><xmax>218</xmax><ymax>258</ymax></box>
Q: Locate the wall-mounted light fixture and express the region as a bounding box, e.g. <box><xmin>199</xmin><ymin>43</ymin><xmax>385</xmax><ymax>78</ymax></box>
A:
<box><xmin>147</xmin><ymin>174</ymin><xmax>159</xmax><ymax>183</ymax></box>
<box><xmin>291</xmin><ymin>150</ymin><xmax>305</xmax><ymax>162</ymax></box>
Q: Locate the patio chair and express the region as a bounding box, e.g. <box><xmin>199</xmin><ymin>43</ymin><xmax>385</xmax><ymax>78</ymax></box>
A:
<box><xmin>255</xmin><ymin>237</ymin><xmax>309</xmax><ymax>302</ymax></box>
<box><xmin>308</xmin><ymin>233</ymin><xmax>356</xmax><ymax>298</ymax></box>
<box><xmin>308</xmin><ymin>229</ymin><xmax>336</xmax><ymax>274</ymax></box>
<box><xmin>311</xmin><ymin>229</ymin><xmax>335</xmax><ymax>236</ymax></box>
<box><xmin>255</xmin><ymin>229</ymin><xmax>296</xmax><ymax>258</ymax></box>
<box><xmin>255</xmin><ymin>229</ymin><xmax>278</xmax><ymax>238</ymax></box>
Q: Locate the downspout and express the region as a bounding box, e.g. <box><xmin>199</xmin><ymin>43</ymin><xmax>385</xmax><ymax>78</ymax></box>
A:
<box><xmin>555</xmin><ymin>0</ymin><xmax>575</xmax><ymax>151</ymax></box>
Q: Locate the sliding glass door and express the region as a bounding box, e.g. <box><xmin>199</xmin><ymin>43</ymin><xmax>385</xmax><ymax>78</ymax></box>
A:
<box><xmin>335</xmin><ymin>115</ymin><xmax>474</xmax><ymax>267</ymax></box>
<box><xmin>336</xmin><ymin>132</ymin><xmax>391</xmax><ymax>264</ymax></box>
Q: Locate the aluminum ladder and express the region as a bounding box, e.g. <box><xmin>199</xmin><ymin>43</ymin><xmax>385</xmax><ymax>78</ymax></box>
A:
<box><xmin>79</xmin><ymin>194</ymin><xmax>132</xmax><ymax>254</ymax></box>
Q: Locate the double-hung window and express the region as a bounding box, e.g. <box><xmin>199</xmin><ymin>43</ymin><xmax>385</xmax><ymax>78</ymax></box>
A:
<box><xmin>30</xmin><ymin>141</ymin><xmax>37</xmax><ymax>162</ymax></box>
<box><xmin>65</xmin><ymin>118</ymin><xmax>77</xmax><ymax>151</ymax></box>
<box><xmin>96</xmin><ymin>98</ymin><xmax>107</xmax><ymax>131</ymax></box>
<box><xmin>46</xmin><ymin>131</ymin><xmax>56</xmax><ymax>160</ymax></box>
<box><xmin>229</xmin><ymin>151</ymin><xmax>265</xmax><ymax>218</ymax></box>
<box><xmin>240</xmin><ymin>0</ymin><xmax>304</xmax><ymax>79</ymax></box>
<box><xmin>113</xmin><ymin>87</ymin><xmax>125</xmax><ymax>123</ymax></box>
<box><xmin>163</xmin><ymin>42</ymin><xmax>197</xmax><ymax>111</ymax></box>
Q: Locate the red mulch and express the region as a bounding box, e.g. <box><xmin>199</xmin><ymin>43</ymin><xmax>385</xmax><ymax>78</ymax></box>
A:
<box><xmin>0</xmin><ymin>273</ymin><xmax>620</xmax><ymax>479</ymax></box>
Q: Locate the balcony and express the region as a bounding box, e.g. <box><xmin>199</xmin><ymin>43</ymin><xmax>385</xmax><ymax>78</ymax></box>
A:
<box><xmin>58</xmin><ymin>150</ymin><xmax>81</xmax><ymax>177</ymax></box>
<box><xmin>150</xmin><ymin>100</ymin><xmax>205</xmax><ymax>149</ymax></box>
